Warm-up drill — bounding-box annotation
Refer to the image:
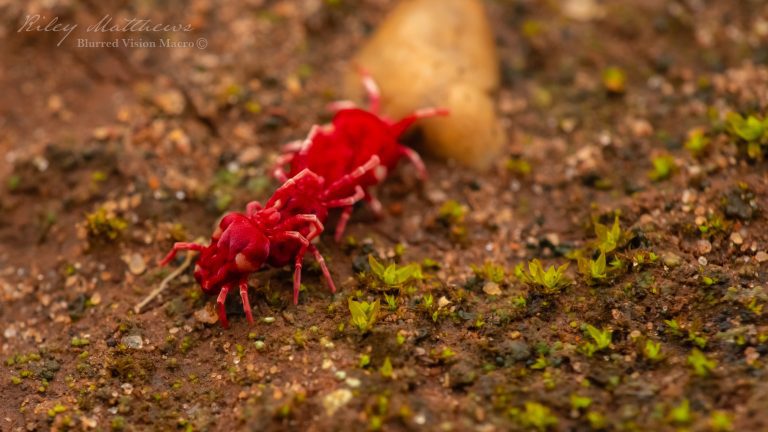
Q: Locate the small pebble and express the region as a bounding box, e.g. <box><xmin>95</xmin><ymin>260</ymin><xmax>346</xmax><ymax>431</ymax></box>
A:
<box><xmin>562</xmin><ymin>0</ymin><xmax>606</xmax><ymax>21</ymax></box>
<box><xmin>125</xmin><ymin>253</ymin><xmax>147</xmax><ymax>275</ymax></box>
<box><xmin>730</xmin><ymin>232</ymin><xmax>744</xmax><ymax>245</ymax></box>
<box><xmin>87</xmin><ymin>294</ymin><xmax>101</xmax><ymax>307</ymax></box>
<box><xmin>194</xmin><ymin>304</ymin><xmax>219</xmax><ymax>325</ymax></box>
<box><xmin>238</xmin><ymin>147</ymin><xmax>263</xmax><ymax>165</ymax></box>
<box><xmin>696</xmin><ymin>240</ymin><xmax>712</xmax><ymax>255</ymax></box>
<box><xmin>322</xmin><ymin>389</ymin><xmax>353</xmax><ymax>416</ymax></box>
<box><xmin>4</xmin><ymin>325</ymin><xmax>17</xmax><ymax>339</ymax></box>
<box><xmin>121</xmin><ymin>335</ymin><xmax>143</xmax><ymax>350</ymax></box>
<box><xmin>755</xmin><ymin>251</ymin><xmax>768</xmax><ymax>263</ymax></box>
<box><xmin>482</xmin><ymin>282</ymin><xmax>502</xmax><ymax>296</ymax></box>
<box><xmin>662</xmin><ymin>252</ymin><xmax>682</xmax><ymax>268</ymax></box>
<box><xmin>154</xmin><ymin>90</ymin><xmax>185</xmax><ymax>115</ymax></box>
<box><xmin>745</xmin><ymin>347</ymin><xmax>760</xmax><ymax>365</ymax></box>
<box><xmin>414</xmin><ymin>413</ymin><xmax>427</xmax><ymax>425</ymax></box>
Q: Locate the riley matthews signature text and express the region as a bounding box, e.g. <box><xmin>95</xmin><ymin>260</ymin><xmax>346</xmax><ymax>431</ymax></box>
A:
<box><xmin>17</xmin><ymin>14</ymin><xmax>193</xmax><ymax>46</ymax></box>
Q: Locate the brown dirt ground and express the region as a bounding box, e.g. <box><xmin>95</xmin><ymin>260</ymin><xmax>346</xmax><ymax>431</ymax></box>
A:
<box><xmin>2</xmin><ymin>0</ymin><xmax>768</xmax><ymax>431</ymax></box>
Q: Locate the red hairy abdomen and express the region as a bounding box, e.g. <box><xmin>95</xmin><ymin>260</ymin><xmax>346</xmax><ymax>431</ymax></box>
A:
<box><xmin>289</xmin><ymin>109</ymin><xmax>403</xmax><ymax>189</ymax></box>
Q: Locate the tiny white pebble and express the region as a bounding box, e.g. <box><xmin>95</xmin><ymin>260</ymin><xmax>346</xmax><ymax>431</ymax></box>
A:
<box><xmin>414</xmin><ymin>413</ymin><xmax>426</xmax><ymax>425</ymax></box>
<box><xmin>698</xmin><ymin>256</ymin><xmax>708</xmax><ymax>266</ymax></box>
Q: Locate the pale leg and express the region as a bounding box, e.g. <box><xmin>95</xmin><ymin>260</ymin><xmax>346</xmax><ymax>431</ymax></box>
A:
<box><xmin>399</xmin><ymin>146</ymin><xmax>427</xmax><ymax>180</ymax></box>
<box><xmin>334</xmin><ymin>206</ymin><xmax>354</xmax><ymax>242</ymax></box>
<box><xmin>270</xmin><ymin>231</ymin><xmax>310</xmax><ymax>305</ymax></box>
<box><xmin>216</xmin><ymin>284</ymin><xmax>231</xmax><ymax>329</ymax></box>
<box><xmin>309</xmin><ymin>245</ymin><xmax>336</xmax><ymax>293</ymax></box>
<box><xmin>160</xmin><ymin>242</ymin><xmax>205</xmax><ymax>266</ymax></box>
<box><xmin>322</xmin><ymin>155</ymin><xmax>380</xmax><ymax>198</ymax></box>
<box><xmin>239</xmin><ymin>280</ymin><xmax>254</xmax><ymax>324</ymax></box>
<box><xmin>389</xmin><ymin>107</ymin><xmax>450</xmax><ymax>137</ymax></box>
<box><xmin>325</xmin><ymin>185</ymin><xmax>365</xmax><ymax>208</ymax></box>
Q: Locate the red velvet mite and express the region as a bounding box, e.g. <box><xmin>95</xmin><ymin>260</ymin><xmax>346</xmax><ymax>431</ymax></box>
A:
<box><xmin>161</xmin><ymin>74</ymin><xmax>448</xmax><ymax>327</ymax></box>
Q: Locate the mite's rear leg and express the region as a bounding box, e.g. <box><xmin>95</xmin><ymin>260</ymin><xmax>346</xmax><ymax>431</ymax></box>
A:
<box><xmin>270</xmin><ymin>214</ymin><xmax>325</xmax><ymax>242</ymax></box>
<box><xmin>272</xmin><ymin>126</ymin><xmax>320</xmax><ymax>181</ymax></box>
<box><xmin>327</xmin><ymin>100</ymin><xmax>357</xmax><ymax>112</ymax></box>
<box><xmin>281</xmin><ymin>139</ymin><xmax>304</xmax><ymax>153</ymax></box>
<box><xmin>389</xmin><ymin>107</ymin><xmax>450</xmax><ymax>137</ymax></box>
<box><xmin>272</xmin><ymin>153</ymin><xmax>294</xmax><ymax>183</ymax></box>
<box><xmin>160</xmin><ymin>242</ymin><xmax>205</xmax><ymax>266</ymax></box>
<box><xmin>325</xmin><ymin>185</ymin><xmax>365</xmax><ymax>208</ymax></box>
<box><xmin>334</xmin><ymin>206</ymin><xmax>353</xmax><ymax>242</ymax></box>
<box><xmin>399</xmin><ymin>145</ymin><xmax>427</xmax><ymax>180</ymax></box>
<box><xmin>309</xmin><ymin>244</ymin><xmax>336</xmax><ymax>293</ymax></box>
<box><xmin>239</xmin><ymin>280</ymin><xmax>254</xmax><ymax>324</ymax></box>
<box><xmin>322</xmin><ymin>155</ymin><xmax>380</xmax><ymax>199</ymax></box>
<box><xmin>330</xmin><ymin>68</ymin><xmax>381</xmax><ymax>113</ymax></box>
<box><xmin>270</xmin><ymin>231</ymin><xmax>311</xmax><ymax>305</ymax></box>
<box><xmin>365</xmin><ymin>191</ymin><xmax>384</xmax><ymax>218</ymax></box>
<box><xmin>296</xmin><ymin>125</ymin><xmax>320</xmax><ymax>158</ymax></box>
<box><xmin>216</xmin><ymin>284</ymin><xmax>231</xmax><ymax>329</ymax></box>
<box><xmin>360</xmin><ymin>69</ymin><xmax>381</xmax><ymax>114</ymax></box>
<box><xmin>331</xmin><ymin>192</ymin><xmax>381</xmax><ymax>242</ymax></box>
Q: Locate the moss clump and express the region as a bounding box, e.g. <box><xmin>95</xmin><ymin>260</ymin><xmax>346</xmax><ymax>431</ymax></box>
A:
<box><xmin>70</xmin><ymin>336</ymin><xmax>90</xmax><ymax>348</ymax></box>
<box><xmin>85</xmin><ymin>206</ymin><xmax>127</xmax><ymax>240</ymax></box>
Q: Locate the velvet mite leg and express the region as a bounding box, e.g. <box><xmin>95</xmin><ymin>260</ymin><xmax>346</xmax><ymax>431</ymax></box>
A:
<box><xmin>359</xmin><ymin>69</ymin><xmax>381</xmax><ymax>114</ymax></box>
<box><xmin>389</xmin><ymin>107</ymin><xmax>450</xmax><ymax>137</ymax></box>
<box><xmin>216</xmin><ymin>284</ymin><xmax>231</xmax><ymax>329</ymax></box>
<box><xmin>159</xmin><ymin>242</ymin><xmax>206</xmax><ymax>266</ymax></box>
<box><xmin>364</xmin><ymin>193</ymin><xmax>384</xmax><ymax>218</ymax></box>
<box><xmin>334</xmin><ymin>206</ymin><xmax>353</xmax><ymax>242</ymax></box>
<box><xmin>239</xmin><ymin>280</ymin><xmax>254</xmax><ymax>324</ymax></box>
<box><xmin>269</xmin><ymin>169</ymin><xmax>325</xmax><ymax>209</ymax></box>
<box><xmin>270</xmin><ymin>214</ymin><xmax>325</xmax><ymax>241</ymax></box>
<box><xmin>309</xmin><ymin>244</ymin><xmax>336</xmax><ymax>293</ymax></box>
<box><xmin>325</xmin><ymin>185</ymin><xmax>365</xmax><ymax>208</ymax></box>
<box><xmin>399</xmin><ymin>145</ymin><xmax>428</xmax><ymax>180</ymax></box>
<box><xmin>323</xmin><ymin>155</ymin><xmax>380</xmax><ymax>198</ymax></box>
<box><xmin>269</xmin><ymin>231</ymin><xmax>311</xmax><ymax>305</ymax></box>
<box><xmin>327</xmin><ymin>100</ymin><xmax>357</xmax><ymax>112</ymax></box>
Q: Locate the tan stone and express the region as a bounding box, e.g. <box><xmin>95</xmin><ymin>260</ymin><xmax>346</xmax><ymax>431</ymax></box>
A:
<box><xmin>346</xmin><ymin>0</ymin><xmax>503</xmax><ymax>170</ymax></box>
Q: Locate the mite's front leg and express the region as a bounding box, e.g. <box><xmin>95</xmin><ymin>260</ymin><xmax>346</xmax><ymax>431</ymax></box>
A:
<box><xmin>216</xmin><ymin>284</ymin><xmax>232</xmax><ymax>329</ymax></box>
<box><xmin>245</xmin><ymin>201</ymin><xmax>263</xmax><ymax>216</ymax></box>
<box><xmin>239</xmin><ymin>280</ymin><xmax>254</xmax><ymax>324</ymax></box>
<box><xmin>159</xmin><ymin>242</ymin><xmax>205</xmax><ymax>266</ymax></box>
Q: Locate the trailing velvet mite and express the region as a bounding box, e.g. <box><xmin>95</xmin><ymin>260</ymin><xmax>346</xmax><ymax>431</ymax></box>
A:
<box><xmin>160</xmin><ymin>75</ymin><xmax>448</xmax><ymax>328</ymax></box>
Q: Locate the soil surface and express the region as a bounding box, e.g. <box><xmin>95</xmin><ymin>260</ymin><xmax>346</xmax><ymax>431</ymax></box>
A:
<box><xmin>2</xmin><ymin>1</ymin><xmax>768</xmax><ymax>431</ymax></box>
